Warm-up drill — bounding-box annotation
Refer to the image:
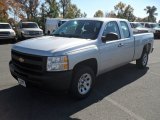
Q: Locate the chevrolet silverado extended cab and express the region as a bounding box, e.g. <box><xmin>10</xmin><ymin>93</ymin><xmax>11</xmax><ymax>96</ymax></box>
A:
<box><xmin>9</xmin><ymin>18</ymin><xmax>154</xmax><ymax>99</ymax></box>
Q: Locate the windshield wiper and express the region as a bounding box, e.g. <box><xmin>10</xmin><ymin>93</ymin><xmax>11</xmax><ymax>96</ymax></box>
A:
<box><xmin>53</xmin><ymin>33</ymin><xmax>81</xmax><ymax>38</ymax></box>
<box><xmin>65</xmin><ymin>34</ymin><xmax>81</xmax><ymax>38</ymax></box>
<box><xmin>53</xmin><ymin>33</ymin><xmax>63</xmax><ymax>37</ymax></box>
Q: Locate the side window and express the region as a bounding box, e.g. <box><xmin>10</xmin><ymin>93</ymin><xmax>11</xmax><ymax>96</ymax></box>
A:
<box><xmin>102</xmin><ymin>21</ymin><xmax>121</xmax><ymax>39</ymax></box>
<box><xmin>145</xmin><ymin>23</ymin><xmax>150</xmax><ymax>28</ymax></box>
<box><xmin>120</xmin><ymin>21</ymin><xmax>130</xmax><ymax>38</ymax></box>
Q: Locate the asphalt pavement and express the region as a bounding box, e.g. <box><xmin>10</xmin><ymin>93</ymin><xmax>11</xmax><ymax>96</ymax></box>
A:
<box><xmin>0</xmin><ymin>40</ymin><xmax>160</xmax><ymax>120</ymax></box>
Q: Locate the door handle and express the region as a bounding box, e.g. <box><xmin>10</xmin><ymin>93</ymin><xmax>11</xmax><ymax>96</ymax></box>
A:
<box><xmin>118</xmin><ymin>43</ymin><xmax>124</xmax><ymax>47</ymax></box>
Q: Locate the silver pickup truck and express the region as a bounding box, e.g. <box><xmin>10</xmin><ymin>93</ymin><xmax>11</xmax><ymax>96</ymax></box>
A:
<box><xmin>9</xmin><ymin>18</ymin><xmax>154</xmax><ymax>99</ymax></box>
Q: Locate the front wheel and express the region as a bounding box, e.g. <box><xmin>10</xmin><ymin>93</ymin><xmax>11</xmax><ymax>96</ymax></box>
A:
<box><xmin>69</xmin><ymin>66</ymin><xmax>95</xmax><ymax>99</ymax></box>
<box><xmin>136</xmin><ymin>50</ymin><xmax>148</xmax><ymax>69</ymax></box>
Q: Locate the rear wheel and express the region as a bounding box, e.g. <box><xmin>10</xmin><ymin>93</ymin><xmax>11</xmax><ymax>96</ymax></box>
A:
<box><xmin>136</xmin><ymin>49</ymin><xmax>148</xmax><ymax>69</ymax></box>
<box><xmin>69</xmin><ymin>66</ymin><xmax>95</xmax><ymax>99</ymax></box>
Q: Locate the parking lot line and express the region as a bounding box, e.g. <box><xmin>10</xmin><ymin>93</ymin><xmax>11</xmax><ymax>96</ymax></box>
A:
<box><xmin>95</xmin><ymin>91</ymin><xmax>145</xmax><ymax>120</ymax></box>
<box><xmin>149</xmin><ymin>71</ymin><xmax>160</xmax><ymax>77</ymax></box>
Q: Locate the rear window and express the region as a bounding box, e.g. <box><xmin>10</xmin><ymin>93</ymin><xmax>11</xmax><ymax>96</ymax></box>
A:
<box><xmin>0</xmin><ymin>24</ymin><xmax>11</xmax><ymax>29</ymax></box>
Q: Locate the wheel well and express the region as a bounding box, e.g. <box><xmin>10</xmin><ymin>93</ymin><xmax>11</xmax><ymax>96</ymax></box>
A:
<box><xmin>73</xmin><ymin>58</ymin><xmax>98</xmax><ymax>75</ymax></box>
<box><xmin>143</xmin><ymin>43</ymin><xmax>151</xmax><ymax>53</ymax></box>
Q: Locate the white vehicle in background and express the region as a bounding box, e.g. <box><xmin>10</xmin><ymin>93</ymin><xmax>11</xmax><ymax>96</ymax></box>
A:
<box><xmin>58</xmin><ymin>19</ymin><xmax>70</xmax><ymax>27</ymax></box>
<box><xmin>0</xmin><ymin>22</ymin><xmax>16</xmax><ymax>42</ymax></box>
<box><xmin>142</xmin><ymin>22</ymin><xmax>160</xmax><ymax>38</ymax></box>
<box><xmin>130</xmin><ymin>22</ymin><xmax>149</xmax><ymax>34</ymax></box>
<box><xmin>45</xmin><ymin>18</ymin><xmax>62</xmax><ymax>35</ymax></box>
<box><xmin>141</xmin><ymin>22</ymin><xmax>156</xmax><ymax>33</ymax></box>
<box><xmin>17</xmin><ymin>22</ymin><xmax>43</xmax><ymax>40</ymax></box>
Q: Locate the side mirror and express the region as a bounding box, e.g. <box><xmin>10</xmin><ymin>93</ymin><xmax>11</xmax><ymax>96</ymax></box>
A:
<box><xmin>40</xmin><ymin>26</ymin><xmax>42</xmax><ymax>29</ymax></box>
<box><xmin>102</xmin><ymin>32</ymin><xmax>119</xmax><ymax>42</ymax></box>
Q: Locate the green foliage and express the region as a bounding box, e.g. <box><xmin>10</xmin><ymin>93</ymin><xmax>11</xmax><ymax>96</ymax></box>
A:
<box><xmin>114</xmin><ymin>2</ymin><xmax>136</xmax><ymax>21</ymax></box>
<box><xmin>59</xmin><ymin>0</ymin><xmax>71</xmax><ymax>18</ymax></box>
<box><xmin>64</xmin><ymin>4</ymin><xmax>87</xmax><ymax>18</ymax></box>
<box><xmin>46</xmin><ymin>0</ymin><xmax>59</xmax><ymax>18</ymax></box>
<box><xmin>144</xmin><ymin>6</ymin><xmax>158</xmax><ymax>22</ymax></box>
<box><xmin>94</xmin><ymin>10</ymin><xmax>104</xmax><ymax>17</ymax></box>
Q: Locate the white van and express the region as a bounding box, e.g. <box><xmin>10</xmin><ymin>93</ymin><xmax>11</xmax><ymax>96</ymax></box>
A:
<box><xmin>45</xmin><ymin>18</ymin><xmax>62</xmax><ymax>35</ymax></box>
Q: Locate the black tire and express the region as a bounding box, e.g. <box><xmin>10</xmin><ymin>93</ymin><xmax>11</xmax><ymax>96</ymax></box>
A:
<box><xmin>69</xmin><ymin>66</ymin><xmax>95</xmax><ymax>99</ymax></box>
<box><xmin>11</xmin><ymin>37</ymin><xmax>17</xmax><ymax>44</ymax></box>
<box><xmin>136</xmin><ymin>49</ymin><xmax>148</xmax><ymax>69</ymax></box>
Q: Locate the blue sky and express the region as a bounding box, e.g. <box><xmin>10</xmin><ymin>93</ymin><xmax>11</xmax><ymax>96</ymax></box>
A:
<box><xmin>70</xmin><ymin>0</ymin><xmax>160</xmax><ymax>21</ymax></box>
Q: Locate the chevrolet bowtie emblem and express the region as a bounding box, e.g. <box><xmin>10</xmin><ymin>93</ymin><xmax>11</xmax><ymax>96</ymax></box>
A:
<box><xmin>19</xmin><ymin>58</ymin><xmax>24</xmax><ymax>62</ymax></box>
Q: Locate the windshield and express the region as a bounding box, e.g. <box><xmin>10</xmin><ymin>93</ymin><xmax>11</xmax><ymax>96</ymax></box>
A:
<box><xmin>53</xmin><ymin>20</ymin><xmax>103</xmax><ymax>40</ymax></box>
<box><xmin>150</xmin><ymin>23</ymin><xmax>157</xmax><ymax>28</ymax></box>
<box><xmin>58</xmin><ymin>21</ymin><xmax>68</xmax><ymax>27</ymax></box>
<box><xmin>0</xmin><ymin>24</ymin><xmax>11</xmax><ymax>29</ymax></box>
<box><xmin>22</xmin><ymin>23</ymin><xmax>38</xmax><ymax>28</ymax></box>
<box><xmin>131</xmin><ymin>23</ymin><xmax>143</xmax><ymax>28</ymax></box>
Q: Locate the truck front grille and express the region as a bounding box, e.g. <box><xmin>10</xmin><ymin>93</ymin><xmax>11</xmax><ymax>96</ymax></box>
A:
<box><xmin>29</xmin><ymin>31</ymin><xmax>40</xmax><ymax>35</ymax></box>
<box><xmin>0</xmin><ymin>32</ymin><xmax>10</xmax><ymax>36</ymax></box>
<box><xmin>11</xmin><ymin>50</ymin><xmax>46</xmax><ymax>74</ymax></box>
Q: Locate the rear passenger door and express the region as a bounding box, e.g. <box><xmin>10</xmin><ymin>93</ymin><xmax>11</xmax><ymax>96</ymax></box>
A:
<box><xmin>118</xmin><ymin>21</ymin><xmax>135</xmax><ymax>63</ymax></box>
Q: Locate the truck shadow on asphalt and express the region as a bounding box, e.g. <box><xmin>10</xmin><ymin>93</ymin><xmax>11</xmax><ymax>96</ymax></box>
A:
<box><xmin>0</xmin><ymin>63</ymin><xmax>148</xmax><ymax>120</ymax></box>
<box><xmin>0</xmin><ymin>41</ymin><xmax>15</xmax><ymax>45</ymax></box>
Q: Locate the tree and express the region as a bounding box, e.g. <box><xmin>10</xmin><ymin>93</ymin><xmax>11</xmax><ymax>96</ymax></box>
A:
<box><xmin>46</xmin><ymin>0</ymin><xmax>59</xmax><ymax>18</ymax></box>
<box><xmin>17</xmin><ymin>0</ymin><xmax>40</xmax><ymax>21</ymax></box>
<box><xmin>0</xmin><ymin>0</ymin><xmax>9</xmax><ymax>22</ymax></box>
<box><xmin>124</xmin><ymin>5</ymin><xmax>136</xmax><ymax>21</ymax></box>
<box><xmin>65</xmin><ymin>4</ymin><xmax>86</xmax><ymax>18</ymax></box>
<box><xmin>114</xmin><ymin>2</ymin><xmax>126</xmax><ymax>18</ymax></box>
<box><xmin>114</xmin><ymin>2</ymin><xmax>136</xmax><ymax>21</ymax></box>
<box><xmin>39</xmin><ymin>3</ymin><xmax>48</xmax><ymax>31</ymax></box>
<box><xmin>8</xmin><ymin>0</ymin><xmax>25</xmax><ymax>22</ymax></box>
<box><xmin>59</xmin><ymin>0</ymin><xmax>71</xmax><ymax>18</ymax></box>
<box><xmin>81</xmin><ymin>12</ymin><xmax>87</xmax><ymax>18</ymax></box>
<box><xmin>106</xmin><ymin>11</ymin><xmax>116</xmax><ymax>18</ymax></box>
<box><xmin>144</xmin><ymin>6</ymin><xmax>158</xmax><ymax>22</ymax></box>
<box><xmin>94</xmin><ymin>10</ymin><xmax>104</xmax><ymax>17</ymax></box>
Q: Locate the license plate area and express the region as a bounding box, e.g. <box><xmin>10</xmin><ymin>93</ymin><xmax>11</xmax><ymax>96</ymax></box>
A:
<box><xmin>18</xmin><ymin>78</ymin><xmax>26</xmax><ymax>87</ymax></box>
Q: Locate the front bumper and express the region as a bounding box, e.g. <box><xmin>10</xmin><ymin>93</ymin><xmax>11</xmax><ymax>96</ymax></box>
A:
<box><xmin>0</xmin><ymin>36</ymin><xmax>15</xmax><ymax>40</ymax></box>
<box><xmin>9</xmin><ymin>61</ymin><xmax>72</xmax><ymax>90</ymax></box>
<box><xmin>22</xmin><ymin>34</ymin><xmax>43</xmax><ymax>39</ymax></box>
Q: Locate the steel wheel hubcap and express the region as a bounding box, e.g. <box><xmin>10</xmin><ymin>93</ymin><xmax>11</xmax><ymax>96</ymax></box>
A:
<box><xmin>78</xmin><ymin>73</ymin><xmax>92</xmax><ymax>95</ymax></box>
<box><xmin>142</xmin><ymin>53</ymin><xmax>148</xmax><ymax>66</ymax></box>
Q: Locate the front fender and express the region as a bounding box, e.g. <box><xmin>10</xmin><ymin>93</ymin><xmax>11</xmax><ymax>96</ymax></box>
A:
<box><xmin>66</xmin><ymin>45</ymin><xmax>100</xmax><ymax>71</ymax></box>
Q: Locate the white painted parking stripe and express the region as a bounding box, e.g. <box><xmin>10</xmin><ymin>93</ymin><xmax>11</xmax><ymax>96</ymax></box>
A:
<box><xmin>149</xmin><ymin>71</ymin><xmax>160</xmax><ymax>77</ymax></box>
<box><xmin>95</xmin><ymin>91</ymin><xmax>145</xmax><ymax>120</ymax></box>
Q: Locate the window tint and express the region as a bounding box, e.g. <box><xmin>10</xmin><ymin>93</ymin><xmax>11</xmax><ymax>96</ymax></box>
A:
<box><xmin>0</xmin><ymin>24</ymin><xmax>11</xmax><ymax>29</ymax></box>
<box><xmin>145</xmin><ymin>23</ymin><xmax>150</xmax><ymax>28</ymax></box>
<box><xmin>53</xmin><ymin>20</ymin><xmax>103</xmax><ymax>40</ymax></box>
<box><xmin>102</xmin><ymin>21</ymin><xmax>121</xmax><ymax>39</ymax></box>
<box><xmin>22</xmin><ymin>23</ymin><xmax>38</xmax><ymax>28</ymax></box>
<box><xmin>120</xmin><ymin>21</ymin><xmax>130</xmax><ymax>38</ymax></box>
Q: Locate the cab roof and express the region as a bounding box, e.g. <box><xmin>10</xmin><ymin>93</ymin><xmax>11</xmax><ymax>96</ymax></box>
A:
<box><xmin>73</xmin><ymin>17</ymin><xmax>128</xmax><ymax>22</ymax></box>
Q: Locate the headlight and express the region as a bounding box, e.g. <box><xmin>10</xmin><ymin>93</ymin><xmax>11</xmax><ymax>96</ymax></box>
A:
<box><xmin>10</xmin><ymin>31</ymin><xmax>15</xmax><ymax>36</ymax></box>
<box><xmin>47</xmin><ymin>56</ymin><xmax>68</xmax><ymax>71</ymax></box>
<box><xmin>22</xmin><ymin>31</ymin><xmax>29</xmax><ymax>35</ymax></box>
<box><xmin>39</xmin><ymin>31</ymin><xmax>43</xmax><ymax>34</ymax></box>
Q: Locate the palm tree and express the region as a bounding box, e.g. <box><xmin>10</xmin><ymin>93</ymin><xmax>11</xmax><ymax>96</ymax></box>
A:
<box><xmin>144</xmin><ymin>6</ymin><xmax>158</xmax><ymax>22</ymax></box>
